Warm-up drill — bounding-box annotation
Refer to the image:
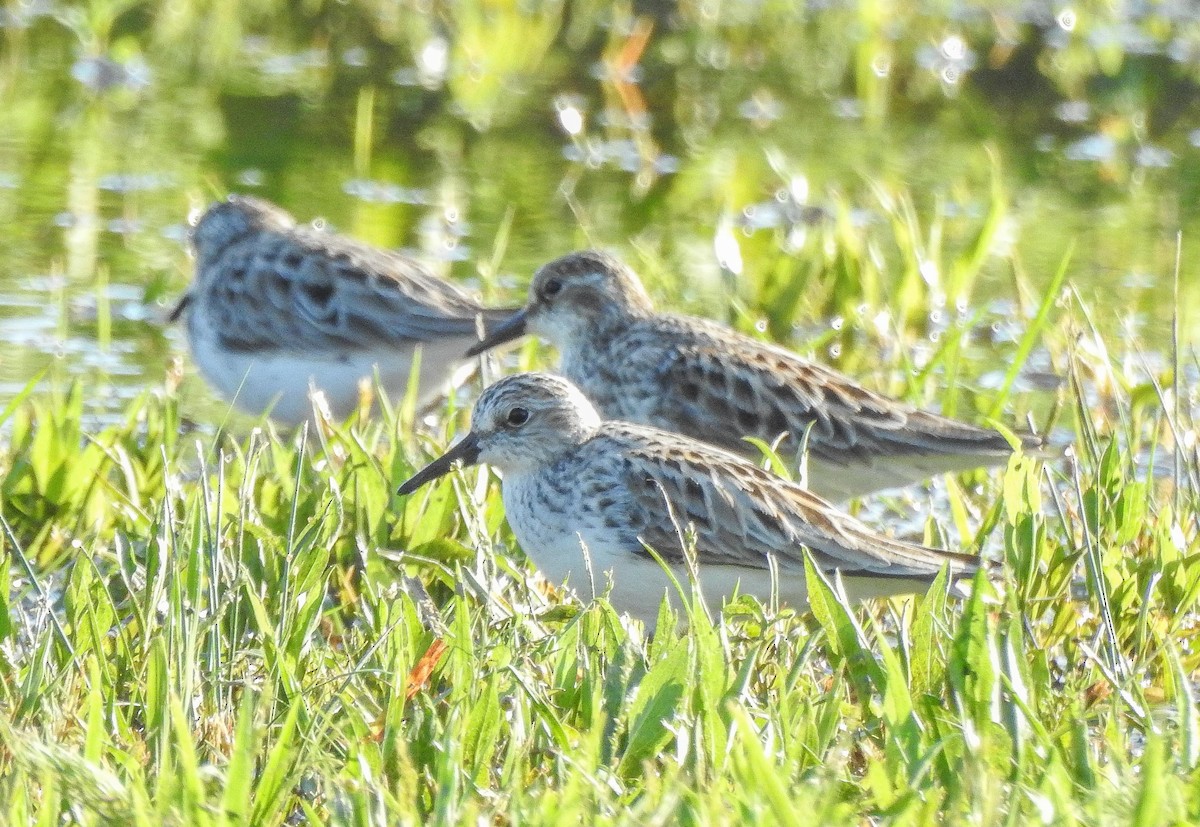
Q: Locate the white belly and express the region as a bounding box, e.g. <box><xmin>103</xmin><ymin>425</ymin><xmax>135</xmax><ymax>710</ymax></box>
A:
<box><xmin>188</xmin><ymin>325</ymin><xmax>475</xmax><ymax>425</ymax></box>
<box><xmin>507</xmin><ymin>526</ymin><xmax>817</xmax><ymax>624</ymax></box>
<box><xmin>500</xmin><ymin>472</ymin><xmax>933</xmax><ymax>624</ymax></box>
<box><xmin>500</xmin><ymin>473</ymin><xmax>811</xmax><ymax>624</ymax></box>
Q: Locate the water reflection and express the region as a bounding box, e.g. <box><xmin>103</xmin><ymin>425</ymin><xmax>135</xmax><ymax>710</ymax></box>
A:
<box><xmin>0</xmin><ymin>2</ymin><xmax>1196</xmax><ymax>427</ymax></box>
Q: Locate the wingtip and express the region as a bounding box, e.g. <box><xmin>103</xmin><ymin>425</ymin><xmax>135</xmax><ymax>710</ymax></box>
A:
<box><xmin>1016</xmin><ymin>431</ymin><xmax>1067</xmax><ymax>460</ymax></box>
<box><xmin>953</xmin><ymin>552</ymin><xmax>999</xmax><ymax>578</ymax></box>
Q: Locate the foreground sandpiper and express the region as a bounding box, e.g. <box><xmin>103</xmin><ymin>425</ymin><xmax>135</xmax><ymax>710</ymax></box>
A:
<box><xmin>171</xmin><ymin>195</ymin><xmax>517</xmax><ymax>425</ymax></box>
<box><xmin>467</xmin><ymin>250</ymin><xmax>1049</xmax><ymax>500</ymax></box>
<box><xmin>398</xmin><ymin>372</ymin><xmax>982</xmax><ymax>623</ymax></box>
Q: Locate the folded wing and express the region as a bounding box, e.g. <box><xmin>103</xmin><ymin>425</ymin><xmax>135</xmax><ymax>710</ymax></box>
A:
<box><xmin>609</xmin><ymin>423</ymin><xmax>981</xmax><ymax>579</ymax></box>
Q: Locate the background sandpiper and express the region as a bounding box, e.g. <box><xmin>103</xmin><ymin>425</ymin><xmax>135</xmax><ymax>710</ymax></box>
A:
<box><xmin>172</xmin><ymin>195</ymin><xmax>517</xmax><ymax>425</ymax></box>
<box><xmin>468</xmin><ymin>250</ymin><xmax>1051</xmax><ymax>500</ymax></box>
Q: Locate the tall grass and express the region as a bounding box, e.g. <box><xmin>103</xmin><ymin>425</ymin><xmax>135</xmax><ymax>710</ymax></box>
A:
<box><xmin>2</xmin><ymin>216</ymin><xmax>1198</xmax><ymax>824</ymax></box>
<box><xmin>2</xmin><ymin>1</ymin><xmax>1199</xmax><ymax>820</ymax></box>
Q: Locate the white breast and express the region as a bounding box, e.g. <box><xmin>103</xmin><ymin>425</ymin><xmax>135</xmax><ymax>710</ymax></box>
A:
<box><xmin>187</xmin><ymin>316</ymin><xmax>476</xmax><ymax>424</ymax></box>
<box><xmin>500</xmin><ymin>469</ymin><xmax>812</xmax><ymax>623</ymax></box>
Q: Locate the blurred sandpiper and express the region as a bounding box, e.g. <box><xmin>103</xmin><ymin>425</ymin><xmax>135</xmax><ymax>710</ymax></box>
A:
<box><xmin>171</xmin><ymin>195</ymin><xmax>516</xmax><ymax>425</ymax></box>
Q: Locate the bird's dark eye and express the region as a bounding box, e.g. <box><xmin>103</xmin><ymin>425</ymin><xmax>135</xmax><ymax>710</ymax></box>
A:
<box><xmin>506</xmin><ymin>406</ymin><xmax>530</xmax><ymax>427</ymax></box>
<box><xmin>541</xmin><ymin>278</ymin><xmax>563</xmax><ymax>299</ymax></box>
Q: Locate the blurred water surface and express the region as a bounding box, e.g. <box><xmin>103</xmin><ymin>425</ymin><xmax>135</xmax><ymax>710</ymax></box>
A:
<box><xmin>0</xmin><ymin>1</ymin><xmax>1198</xmax><ymax>424</ymax></box>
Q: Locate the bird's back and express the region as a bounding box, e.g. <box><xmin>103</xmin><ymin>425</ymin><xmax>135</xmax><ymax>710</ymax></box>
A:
<box><xmin>576</xmin><ymin>420</ymin><xmax>981</xmax><ymax>582</ymax></box>
<box><xmin>185</xmin><ymin>200</ymin><xmax>518</xmax><ymax>357</ymax></box>
<box><xmin>570</xmin><ymin>313</ymin><xmax>1046</xmax><ymax>499</ymax></box>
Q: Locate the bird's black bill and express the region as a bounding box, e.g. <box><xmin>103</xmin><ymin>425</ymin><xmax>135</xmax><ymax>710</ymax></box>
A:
<box><xmin>167</xmin><ymin>293</ymin><xmax>192</xmax><ymax>323</ymax></box>
<box><xmin>397</xmin><ymin>432</ymin><xmax>482</xmax><ymax>495</ymax></box>
<box><xmin>465</xmin><ymin>307</ymin><xmax>529</xmax><ymax>356</ymax></box>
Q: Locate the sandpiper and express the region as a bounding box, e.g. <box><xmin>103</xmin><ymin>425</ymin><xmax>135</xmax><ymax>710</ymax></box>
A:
<box><xmin>466</xmin><ymin>250</ymin><xmax>1049</xmax><ymax>500</ymax></box>
<box><xmin>397</xmin><ymin>372</ymin><xmax>982</xmax><ymax>623</ymax></box>
<box><xmin>171</xmin><ymin>195</ymin><xmax>517</xmax><ymax>425</ymax></box>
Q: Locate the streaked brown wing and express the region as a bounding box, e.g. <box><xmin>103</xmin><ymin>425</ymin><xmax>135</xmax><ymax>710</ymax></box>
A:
<box><xmin>611</xmin><ymin>424</ymin><xmax>978</xmax><ymax>578</ymax></box>
<box><xmin>207</xmin><ymin>230</ymin><xmax>510</xmax><ymax>353</ymax></box>
<box><xmin>652</xmin><ymin>321</ymin><xmax>1014</xmax><ymax>461</ymax></box>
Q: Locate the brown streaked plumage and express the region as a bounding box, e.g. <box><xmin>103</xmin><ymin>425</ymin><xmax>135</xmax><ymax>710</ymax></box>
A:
<box><xmin>172</xmin><ymin>195</ymin><xmax>518</xmax><ymax>424</ymax></box>
<box><xmin>467</xmin><ymin>250</ymin><xmax>1052</xmax><ymax>500</ymax></box>
<box><xmin>398</xmin><ymin>372</ymin><xmax>982</xmax><ymax>623</ymax></box>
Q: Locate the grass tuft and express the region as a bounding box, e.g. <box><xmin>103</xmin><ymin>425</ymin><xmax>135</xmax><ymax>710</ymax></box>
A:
<box><xmin>2</xmin><ymin>174</ymin><xmax>1197</xmax><ymax>821</ymax></box>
